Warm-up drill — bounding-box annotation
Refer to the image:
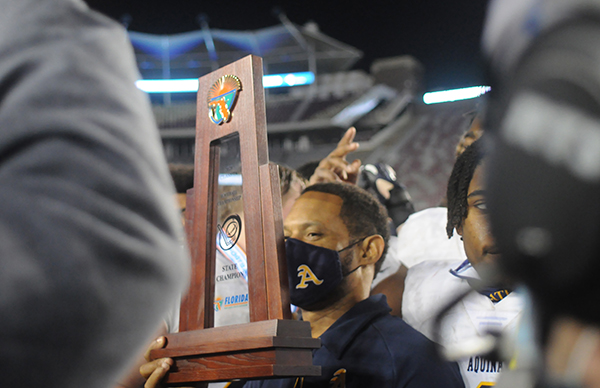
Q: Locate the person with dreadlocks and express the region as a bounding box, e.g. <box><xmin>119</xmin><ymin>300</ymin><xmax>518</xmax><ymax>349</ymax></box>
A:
<box><xmin>401</xmin><ymin>139</ymin><xmax>524</xmax><ymax>388</ymax></box>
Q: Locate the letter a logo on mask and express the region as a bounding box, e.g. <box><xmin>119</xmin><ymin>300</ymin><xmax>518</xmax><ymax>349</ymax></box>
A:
<box><xmin>296</xmin><ymin>264</ymin><xmax>324</xmax><ymax>289</ymax></box>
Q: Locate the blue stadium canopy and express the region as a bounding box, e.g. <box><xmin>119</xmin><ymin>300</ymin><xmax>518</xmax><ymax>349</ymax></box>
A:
<box><xmin>129</xmin><ymin>22</ymin><xmax>362</xmax><ymax>80</ymax></box>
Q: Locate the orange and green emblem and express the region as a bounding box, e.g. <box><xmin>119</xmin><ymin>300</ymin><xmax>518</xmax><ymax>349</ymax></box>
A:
<box><xmin>214</xmin><ymin>296</ymin><xmax>224</xmax><ymax>311</ymax></box>
<box><xmin>207</xmin><ymin>75</ymin><xmax>242</xmax><ymax>125</ymax></box>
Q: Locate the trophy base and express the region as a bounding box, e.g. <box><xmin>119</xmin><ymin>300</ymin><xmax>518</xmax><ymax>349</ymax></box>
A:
<box><xmin>150</xmin><ymin>319</ymin><xmax>321</xmax><ymax>385</ymax></box>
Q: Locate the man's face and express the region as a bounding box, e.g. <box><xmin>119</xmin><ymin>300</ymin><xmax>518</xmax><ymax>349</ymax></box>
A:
<box><xmin>283</xmin><ymin>191</ymin><xmax>351</xmax><ymax>253</ymax></box>
<box><xmin>284</xmin><ymin>191</ymin><xmax>365</xmax><ymax>310</ymax></box>
<box><xmin>457</xmin><ymin>163</ymin><xmax>500</xmax><ymax>269</ymax></box>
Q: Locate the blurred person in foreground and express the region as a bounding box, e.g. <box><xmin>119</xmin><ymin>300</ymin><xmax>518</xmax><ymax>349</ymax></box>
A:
<box><xmin>480</xmin><ymin>1</ymin><xmax>600</xmax><ymax>387</ymax></box>
<box><xmin>143</xmin><ymin>183</ymin><xmax>465</xmax><ymax>388</ymax></box>
<box><xmin>0</xmin><ymin>0</ymin><xmax>189</xmax><ymax>387</ymax></box>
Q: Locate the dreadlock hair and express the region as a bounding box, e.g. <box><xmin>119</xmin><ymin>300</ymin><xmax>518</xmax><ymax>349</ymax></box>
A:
<box><xmin>302</xmin><ymin>182</ymin><xmax>390</xmax><ymax>276</ymax></box>
<box><xmin>446</xmin><ymin>138</ymin><xmax>486</xmax><ymax>238</ymax></box>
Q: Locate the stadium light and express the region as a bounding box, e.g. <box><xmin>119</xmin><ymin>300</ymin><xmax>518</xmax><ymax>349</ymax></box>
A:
<box><xmin>423</xmin><ymin>86</ymin><xmax>491</xmax><ymax>104</ymax></box>
<box><xmin>135</xmin><ymin>79</ymin><xmax>199</xmax><ymax>93</ymax></box>
<box><xmin>136</xmin><ymin>71</ymin><xmax>315</xmax><ymax>93</ymax></box>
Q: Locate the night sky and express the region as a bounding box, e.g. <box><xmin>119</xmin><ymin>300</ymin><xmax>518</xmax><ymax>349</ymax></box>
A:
<box><xmin>86</xmin><ymin>0</ymin><xmax>490</xmax><ymax>91</ymax></box>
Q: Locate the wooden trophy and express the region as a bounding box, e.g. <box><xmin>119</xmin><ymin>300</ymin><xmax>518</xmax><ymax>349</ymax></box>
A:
<box><xmin>151</xmin><ymin>55</ymin><xmax>320</xmax><ymax>385</ymax></box>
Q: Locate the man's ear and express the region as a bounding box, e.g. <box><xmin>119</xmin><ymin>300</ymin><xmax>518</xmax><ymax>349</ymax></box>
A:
<box><xmin>358</xmin><ymin>235</ymin><xmax>385</xmax><ymax>265</ymax></box>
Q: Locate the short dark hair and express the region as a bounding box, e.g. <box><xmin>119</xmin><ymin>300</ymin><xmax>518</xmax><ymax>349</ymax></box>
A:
<box><xmin>303</xmin><ymin>182</ymin><xmax>390</xmax><ymax>274</ymax></box>
<box><xmin>168</xmin><ymin>164</ymin><xmax>194</xmax><ymax>194</ymax></box>
<box><xmin>446</xmin><ymin>139</ymin><xmax>486</xmax><ymax>238</ymax></box>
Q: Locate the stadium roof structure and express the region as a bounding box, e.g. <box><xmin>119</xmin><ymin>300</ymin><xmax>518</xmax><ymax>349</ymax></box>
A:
<box><xmin>129</xmin><ymin>21</ymin><xmax>363</xmax><ymax>80</ymax></box>
<box><xmin>154</xmin><ymin>56</ymin><xmax>423</xmax><ymax>166</ymax></box>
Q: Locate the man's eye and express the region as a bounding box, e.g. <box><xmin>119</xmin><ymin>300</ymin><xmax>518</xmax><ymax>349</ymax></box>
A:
<box><xmin>307</xmin><ymin>232</ymin><xmax>322</xmax><ymax>238</ymax></box>
<box><xmin>283</xmin><ymin>236</ymin><xmax>289</xmax><ymax>240</ymax></box>
<box><xmin>475</xmin><ymin>202</ymin><xmax>487</xmax><ymax>211</ymax></box>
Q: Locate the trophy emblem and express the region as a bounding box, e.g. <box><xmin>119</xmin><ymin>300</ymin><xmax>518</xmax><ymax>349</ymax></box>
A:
<box><xmin>207</xmin><ymin>75</ymin><xmax>242</xmax><ymax>125</ymax></box>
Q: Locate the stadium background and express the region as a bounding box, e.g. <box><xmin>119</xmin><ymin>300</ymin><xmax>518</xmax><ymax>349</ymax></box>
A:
<box><xmin>86</xmin><ymin>0</ymin><xmax>489</xmax><ymax>210</ymax></box>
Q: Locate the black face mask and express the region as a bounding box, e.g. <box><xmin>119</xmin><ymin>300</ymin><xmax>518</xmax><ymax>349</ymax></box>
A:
<box><xmin>285</xmin><ymin>237</ymin><xmax>364</xmax><ymax>309</ymax></box>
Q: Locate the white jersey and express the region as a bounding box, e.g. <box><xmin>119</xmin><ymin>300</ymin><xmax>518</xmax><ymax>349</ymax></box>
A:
<box><xmin>371</xmin><ymin>235</ymin><xmax>403</xmax><ymax>289</ymax></box>
<box><xmin>403</xmin><ymin>260</ymin><xmax>523</xmax><ymax>388</ymax></box>
<box><xmin>392</xmin><ymin>207</ymin><xmax>467</xmax><ymax>268</ymax></box>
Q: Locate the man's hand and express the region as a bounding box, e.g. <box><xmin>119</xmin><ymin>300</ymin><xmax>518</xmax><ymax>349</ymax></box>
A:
<box><xmin>309</xmin><ymin>127</ymin><xmax>361</xmax><ymax>185</ymax></box>
<box><xmin>140</xmin><ymin>337</ymin><xmax>173</xmax><ymax>388</ymax></box>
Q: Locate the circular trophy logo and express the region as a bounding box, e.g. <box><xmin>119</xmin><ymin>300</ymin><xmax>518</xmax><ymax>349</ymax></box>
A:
<box><xmin>217</xmin><ymin>214</ymin><xmax>242</xmax><ymax>250</ymax></box>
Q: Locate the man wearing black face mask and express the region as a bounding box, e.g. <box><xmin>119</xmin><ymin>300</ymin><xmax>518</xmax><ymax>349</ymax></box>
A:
<box><xmin>142</xmin><ymin>182</ymin><xmax>463</xmax><ymax>388</ymax></box>
<box><xmin>244</xmin><ymin>183</ymin><xmax>464</xmax><ymax>388</ymax></box>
